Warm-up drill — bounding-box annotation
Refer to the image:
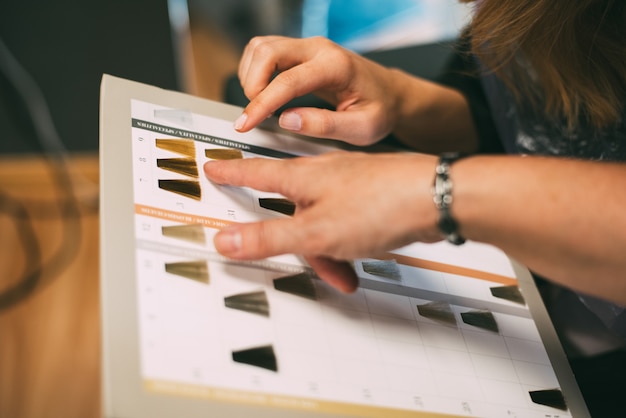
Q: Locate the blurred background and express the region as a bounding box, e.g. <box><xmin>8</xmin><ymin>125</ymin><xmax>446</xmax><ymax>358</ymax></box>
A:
<box><xmin>0</xmin><ymin>0</ymin><xmax>470</xmax><ymax>154</ymax></box>
<box><xmin>0</xmin><ymin>1</ymin><xmax>469</xmax><ymax>417</ymax></box>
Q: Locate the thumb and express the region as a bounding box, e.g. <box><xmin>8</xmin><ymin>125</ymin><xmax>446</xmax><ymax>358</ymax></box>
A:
<box><xmin>213</xmin><ymin>218</ymin><xmax>303</xmax><ymax>260</ymax></box>
<box><xmin>278</xmin><ymin>108</ymin><xmax>388</xmax><ymax>146</ymax></box>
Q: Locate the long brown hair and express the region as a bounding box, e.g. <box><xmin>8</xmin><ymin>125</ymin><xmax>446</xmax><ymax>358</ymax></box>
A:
<box><xmin>462</xmin><ymin>0</ymin><xmax>626</xmax><ymax>129</ymax></box>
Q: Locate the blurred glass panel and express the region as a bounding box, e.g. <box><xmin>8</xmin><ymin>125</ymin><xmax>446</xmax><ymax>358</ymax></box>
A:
<box><xmin>302</xmin><ymin>0</ymin><xmax>471</xmax><ymax>52</ymax></box>
<box><xmin>186</xmin><ymin>0</ymin><xmax>470</xmax><ymax>52</ymax></box>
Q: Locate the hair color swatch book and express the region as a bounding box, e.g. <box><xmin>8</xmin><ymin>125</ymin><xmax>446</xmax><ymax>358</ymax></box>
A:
<box><xmin>100</xmin><ymin>75</ymin><xmax>590</xmax><ymax>418</ymax></box>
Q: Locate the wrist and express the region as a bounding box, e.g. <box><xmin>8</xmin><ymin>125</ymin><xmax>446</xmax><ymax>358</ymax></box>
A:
<box><xmin>389</xmin><ymin>72</ymin><xmax>479</xmax><ymax>153</ymax></box>
<box><xmin>388</xmin><ymin>69</ymin><xmax>432</xmax><ymax>139</ymax></box>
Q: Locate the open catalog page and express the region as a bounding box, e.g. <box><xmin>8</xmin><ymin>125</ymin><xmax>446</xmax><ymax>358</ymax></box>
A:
<box><xmin>99</xmin><ymin>74</ymin><xmax>589</xmax><ymax>418</ymax></box>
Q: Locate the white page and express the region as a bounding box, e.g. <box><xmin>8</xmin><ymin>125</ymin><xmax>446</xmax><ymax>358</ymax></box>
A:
<box><xmin>100</xmin><ymin>75</ymin><xmax>589</xmax><ymax>418</ymax></box>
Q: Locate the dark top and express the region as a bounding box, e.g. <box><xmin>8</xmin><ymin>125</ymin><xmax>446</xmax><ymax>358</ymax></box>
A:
<box><xmin>437</xmin><ymin>36</ymin><xmax>626</xmax><ymax>356</ymax></box>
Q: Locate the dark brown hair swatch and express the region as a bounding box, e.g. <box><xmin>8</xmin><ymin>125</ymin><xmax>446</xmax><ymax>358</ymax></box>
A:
<box><xmin>224</xmin><ymin>290</ymin><xmax>270</xmax><ymax>317</ymax></box>
<box><xmin>361</xmin><ymin>259</ymin><xmax>402</xmax><ymax>281</ymax></box>
<box><xmin>157</xmin><ymin>158</ymin><xmax>198</xmax><ymax>178</ymax></box>
<box><xmin>164</xmin><ymin>260</ymin><xmax>209</xmax><ymax>284</ymax></box>
<box><xmin>205</xmin><ymin>148</ymin><xmax>243</xmax><ymax>160</ymax></box>
<box><xmin>161</xmin><ymin>224</ymin><xmax>206</xmax><ymax>245</ymax></box>
<box><xmin>156</xmin><ymin>138</ymin><xmax>196</xmax><ymax>157</ymax></box>
<box><xmin>460</xmin><ymin>309</ymin><xmax>499</xmax><ymax>333</ymax></box>
<box><xmin>232</xmin><ymin>345</ymin><xmax>278</xmax><ymax>372</ymax></box>
<box><xmin>273</xmin><ymin>272</ymin><xmax>317</xmax><ymax>300</ymax></box>
<box><xmin>529</xmin><ymin>389</ymin><xmax>567</xmax><ymax>411</ymax></box>
<box><xmin>417</xmin><ymin>301</ymin><xmax>457</xmax><ymax>326</ymax></box>
<box><xmin>490</xmin><ymin>285</ymin><xmax>525</xmax><ymax>305</ymax></box>
<box><xmin>158</xmin><ymin>179</ymin><xmax>202</xmax><ymax>200</ymax></box>
<box><xmin>259</xmin><ymin>198</ymin><xmax>296</xmax><ymax>216</ymax></box>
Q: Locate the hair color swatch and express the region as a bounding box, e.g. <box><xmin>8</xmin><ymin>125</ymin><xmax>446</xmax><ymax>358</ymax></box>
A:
<box><xmin>273</xmin><ymin>272</ymin><xmax>317</xmax><ymax>300</ymax></box>
<box><xmin>416</xmin><ymin>301</ymin><xmax>457</xmax><ymax>326</ymax></box>
<box><xmin>361</xmin><ymin>259</ymin><xmax>402</xmax><ymax>281</ymax></box>
<box><xmin>529</xmin><ymin>389</ymin><xmax>567</xmax><ymax>411</ymax></box>
<box><xmin>157</xmin><ymin>158</ymin><xmax>199</xmax><ymax>178</ymax></box>
<box><xmin>161</xmin><ymin>224</ymin><xmax>206</xmax><ymax>245</ymax></box>
<box><xmin>164</xmin><ymin>260</ymin><xmax>210</xmax><ymax>284</ymax></box>
<box><xmin>205</xmin><ymin>148</ymin><xmax>244</xmax><ymax>160</ymax></box>
<box><xmin>224</xmin><ymin>290</ymin><xmax>270</xmax><ymax>317</ymax></box>
<box><xmin>156</xmin><ymin>138</ymin><xmax>196</xmax><ymax>157</ymax></box>
<box><xmin>258</xmin><ymin>198</ymin><xmax>296</xmax><ymax>216</ymax></box>
<box><xmin>460</xmin><ymin>309</ymin><xmax>499</xmax><ymax>333</ymax></box>
<box><xmin>232</xmin><ymin>345</ymin><xmax>278</xmax><ymax>372</ymax></box>
<box><xmin>490</xmin><ymin>285</ymin><xmax>525</xmax><ymax>305</ymax></box>
<box><xmin>158</xmin><ymin>179</ymin><xmax>202</xmax><ymax>200</ymax></box>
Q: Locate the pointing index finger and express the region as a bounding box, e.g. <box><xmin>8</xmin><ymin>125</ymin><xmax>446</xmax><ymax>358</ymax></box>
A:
<box><xmin>235</xmin><ymin>36</ymin><xmax>348</xmax><ymax>132</ymax></box>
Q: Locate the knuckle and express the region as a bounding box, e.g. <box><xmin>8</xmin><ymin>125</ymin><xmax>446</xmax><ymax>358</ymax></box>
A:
<box><xmin>246</xmin><ymin>36</ymin><xmax>266</xmax><ymax>50</ymax></box>
<box><xmin>254</xmin><ymin>221</ymin><xmax>273</xmax><ymax>257</ymax></box>
<box><xmin>274</xmin><ymin>69</ymin><xmax>293</xmax><ymax>84</ymax></box>
<box><xmin>316</xmin><ymin>110</ymin><xmax>337</xmax><ymax>137</ymax></box>
<box><xmin>330</xmin><ymin>48</ymin><xmax>353</xmax><ymax>70</ymax></box>
<box><xmin>298</xmin><ymin>217</ymin><xmax>335</xmax><ymax>256</ymax></box>
<box><xmin>254</xmin><ymin>40</ymin><xmax>279</xmax><ymax>61</ymax></box>
<box><xmin>246</xmin><ymin>93</ymin><xmax>275</xmax><ymax>115</ymax></box>
<box><xmin>369</xmin><ymin>105</ymin><xmax>392</xmax><ymax>139</ymax></box>
<box><xmin>323</xmin><ymin>43</ymin><xmax>354</xmax><ymax>72</ymax></box>
<box><xmin>240</xmin><ymin>221</ymin><xmax>276</xmax><ymax>259</ymax></box>
<box><xmin>311</xmin><ymin>36</ymin><xmax>337</xmax><ymax>50</ymax></box>
<box><xmin>242</xmin><ymin>83</ymin><xmax>262</xmax><ymax>100</ymax></box>
<box><xmin>301</xmin><ymin>227</ymin><xmax>325</xmax><ymax>255</ymax></box>
<box><xmin>360</xmin><ymin>124</ymin><xmax>383</xmax><ymax>144</ymax></box>
<box><xmin>272</xmin><ymin>71</ymin><xmax>300</xmax><ymax>94</ymax></box>
<box><xmin>278</xmin><ymin>159</ymin><xmax>300</xmax><ymax>193</ymax></box>
<box><xmin>270</xmin><ymin>158</ymin><xmax>310</xmax><ymax>202</ymax></box>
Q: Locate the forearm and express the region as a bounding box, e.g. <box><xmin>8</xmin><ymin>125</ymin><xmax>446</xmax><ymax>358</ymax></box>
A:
<box><xmin>388</xmin><ymin>68</ymin><xmax>479</xmax><ymax>154</ymax></box>
<box><xmin>452</xmin><ymin>155</ymin><xmax>626</xmax><ymax>305</ymax></box>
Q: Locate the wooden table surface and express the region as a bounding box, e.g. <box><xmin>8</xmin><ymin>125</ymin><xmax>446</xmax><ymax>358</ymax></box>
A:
<box><xmin>0</xmin><ymin>14</ymin><xmax>240</xmax><ymax>417</ymax></box>
<box><xmin>0</xmin><ymin>154</ymin><xmax>101</xmax><ymax>418</ymax></box>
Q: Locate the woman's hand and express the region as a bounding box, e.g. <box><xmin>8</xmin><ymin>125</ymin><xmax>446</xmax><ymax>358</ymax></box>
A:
<box><xmin>205</xmin><ymin>150</ymin><xmax>626</xmax><ymax>304</ymax></box>
<box><xmin>204</xmin><ymin>151</ymin><xmax>442</xmax><ymax>292</ymax></box>
<box><xmin>233</xmin><ymin>35</ymin><xmax>479</xmax><ymax>153</ymax></box>
<box><xmin>234</xmin><ymin>36</ymin><xmax>404</xmax><ymax>146</ymax></box>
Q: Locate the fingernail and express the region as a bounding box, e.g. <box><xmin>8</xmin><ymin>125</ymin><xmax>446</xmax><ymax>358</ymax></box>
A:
<box><xmin>215</xmin><ymin>229</ymin><xmax>242</xmax><ymax>254</ymax></box>
<box><xmin>234</xmin><ymin>113</ymin><xmax>247</xmax><ymax>130</ymax></box>
<box><xmin>279</xmin><ymin>112</ymin><xmax>302</xmax><ymax>131</ymax></box>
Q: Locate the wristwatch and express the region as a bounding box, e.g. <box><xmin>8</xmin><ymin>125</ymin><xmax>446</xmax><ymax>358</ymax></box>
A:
<box><xmin>431</xmin><ymin>152</ymin><xmax>466</xmax><ymax>245</ymax></box>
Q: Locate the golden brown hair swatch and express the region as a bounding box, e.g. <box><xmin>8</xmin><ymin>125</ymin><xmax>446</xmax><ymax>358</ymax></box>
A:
<box><xmin>461</xmin><ymin>309</ymin><xmax>499</xmax><ymax>333</ymax></box>
<box><xmin>161</xmin><ymin>224</ymin><xmax>206</xmax><ymax>245</ymax></box>
<box><xmin>417</xmin><ymin>301</ymin><xmax>457</xmax><ymax>326</ymax></box>
<box><xmin>273</xmin><ymin>272</ymin><xmax>317</xmax><ymax>300</ymax></box>
<box><xmin>164</xmin><ymin>260</ymin><xmax>209</xmax><ymax>284</ymax></box>
<box><xmin>232</xmin><ymin>345</ymin><xmax>278</xmax><ymax>372</ymax></box>
<box><xmin>158</xmin><ymin>179</ymin><xmax>202</xmax><ymax>200</ymax></box>
<box><xmin>205</xmin><ymin>148</ymin><xmax>243</xmax><ymax>160</ymax></box>
<box><xmin>361</xmin><ymin>259</ymin><xmax>402</xmax><ymax>281</ymax></box>
<box><xmin>155</xmin><ymin>138</ymin><xmax>196</xmax><ymax>157</ymax></box>
<box><xmin>224</xmin><ymin>290</ymin><xmax>270</xmax><ymax>317</ymax></box>
<box><xmin>156</xmin><ymin>158</ymin><xmax>198</xmax><ymax>178</ymax></box>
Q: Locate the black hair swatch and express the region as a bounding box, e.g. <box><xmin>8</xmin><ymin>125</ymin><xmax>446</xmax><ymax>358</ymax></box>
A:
<box><xmin>273</xmin><ymin>272</ymin><xmax>317</xmax><ymax>300</ymax></box>
<box><xmin>232</xmin><ymin>345</ymin><xmax>278</xmax><ymax>372</ymax></box>
<box><xmin>461</xmin><ymin>309</ymin><xmax>499</xmax><ymax>333</ymax></box>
